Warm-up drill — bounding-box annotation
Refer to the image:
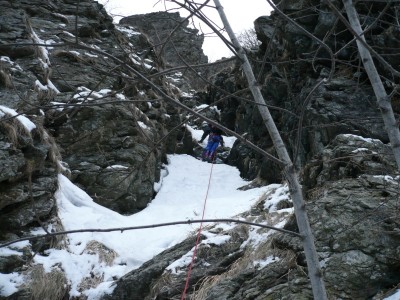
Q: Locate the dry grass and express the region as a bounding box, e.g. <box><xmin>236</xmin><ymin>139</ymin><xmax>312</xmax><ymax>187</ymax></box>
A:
<box><xmin>0</xmin><ymin>114</ymin><xmax>32</xmax><ymax>146</ymax></box>
<box><xmin>148</xmin><ymin>272</ymin><xmax>173</xmax><ymax>299</ymax></box>
<box><xmin>34</xmin><ymin>82</ymin><xmax>59</xmax><ymax>103</ymax></box>
<box><xmin>0</xmin><ymin>121</ymin><xmax>20</xmax><ymax>146</ymax></box>
<box><xmin>24</xmin><ymin>264</ymin><xmax>68</xmax><ymax>300</ymax></box>
<box><xmin>192</xmin><ymin>275</ymin><xmax>221</xmax><ymax>300</ymax></box>
<box><xmin>78</xmin><ymin>273</ymin><xmax>104</xmax><ymax>295</ymax></box>
<box><xmin>306</xmin><ymin>186</ymin><xmax>327</xmax><ymax>201</ymax></box>
<box><xmin>49</xmin><ymin>215</ymin><xmax>68</xmax><ymax>249</ymax></box>
<box><xmin>190</xmin><ymin>190</ymin><xmax>296</xmax><ymax>300</ymax></box>
<box><xmin>75</xmin><ymin>241</ymin><xmax>118</xmax><ymax>294</ymax></box>
<box><xmin>53</xmin><ymin>50</ymin><xmax>97</xmax><ymax>65</ymax></box>
<box><xmin>36</xmin><ymin>124</ymin><xmax>64</xmax><ymax>173</ymax></box>
<box><xmin>192</xmin><ymin>238</ymin><xmax>296</xmax><ymax>300</ymax></box>
<box><xmin>82</xmin><ymin>240</ymin><xmax>118</xmax><ymax>266</ymax></box>
<box><xmin>53</xmin><ymin>50</ymin><xmax>81</xmax><ymax>62</ymax></box>
<box><xmin>0</xmin><ymin>67</ymin><xmax>13</xmax><ymax>88</ymax></box>
<box><xmin>335</xmin><ymin>65</ymin><xmax>355</xmax><ymax>79</ymax></box>
<box><xmin>252</xmin><ymin>240</ymin><xmax>297</xmax><ymax>269</ymax></box>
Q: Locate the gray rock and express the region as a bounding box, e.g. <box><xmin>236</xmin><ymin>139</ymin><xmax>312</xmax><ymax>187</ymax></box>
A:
<box><xmin>0</xmin><ymin>191</ymin><xmax>55</xmax><ymax>230</ymax></box>
<box><xmin>303</xmin><ymin>133</ymin><xmax>396</xmax><ymax>188</ymax></box>
<box><xmin>120</xmin><ymin>12</ymin><xmax>208</xmax><ymax>68</ymax></box>
<box><xmin>307</xmin><ymin>176</ymin><xmax>400</xmax><ymax>299</ymax></box>
<box><xmin>53</xmin><ymin>103</ymin><xmax>162</xmax><ymax>213</ymax></box>
<box><xmin>120</xmin><ymin>11</ymin><xmax>210</xmax><ymax>92</ymax></box>
<box><xmin>0</xmin><ymin>146</ymin><xmax>25</xmax><ymax>184</ymax></box>
<box><xmin>101</xmin><ymin>236</ymin><xmax>200</xmax><ymax>300</ymax></box>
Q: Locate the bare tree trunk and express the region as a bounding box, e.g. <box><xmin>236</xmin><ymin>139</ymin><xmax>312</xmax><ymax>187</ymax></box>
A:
<box><xmin>343</xmin><ymin>0</ymin><xmax>400</xmax><ymax>171</ymax></box>
<box><xmin>213</xmin><ymin>1</ymin><xmax>328</xmax><ymax>299</ymax></box>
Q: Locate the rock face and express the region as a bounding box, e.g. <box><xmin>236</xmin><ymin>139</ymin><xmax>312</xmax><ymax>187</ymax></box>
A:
<box><xmin>101</xmin><ymin>1</ymin><xmax>400</xmax><ymax>300</ymax></box>
<box><xmin>120</xmin><ymin>12</ymin><xmax>208</xmax><ymax>68</ymax></box>
<box><xmin>0</xmin><ymin>1</ymin><xmax>192</xmax><ymax>298</ymax></box>
<box><xmin>1</xmin><ymin>0</ymin><xmax>400</xmax><ymax>299</ymax></box>
<box><xmin>216</xmin><ymin>1</ymin><xmax>400</xmax><ymax>183</ymax></box>
<box><xmin>0</xmin><ymin>122</ymin><xmax>58</xmax><ymax>232</ymax></box>
<box><xmin>52</xmin><ymin>103</ymin><xmax>162</xmax><ymax>213</ymax></box>
<box><xmin>119</xmin><ymin>11</ymin><xmax>219</xmax><ymax>92</ymax></box>
<box><xmin>0</xmin><ymin>0</ymin><xmax>189</xmax><ymax>216</ymax></box>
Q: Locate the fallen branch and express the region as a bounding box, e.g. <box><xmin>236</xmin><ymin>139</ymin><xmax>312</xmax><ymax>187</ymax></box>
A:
<box><xmin>0</xmin><ymin>218</ymin><xmax>301</xmax><ymax>248</ymax></box>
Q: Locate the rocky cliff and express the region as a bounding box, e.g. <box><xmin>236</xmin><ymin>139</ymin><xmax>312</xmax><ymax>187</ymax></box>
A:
<box><xmin>120</xmin><ymin>12</ymin><xmax>208</xmax><ymax>69</ymax></box>
<box><xmin>1</xmin><ymin>0</ymin><xmax>400</xmax><ymax>299</ymax></box>
<box><xmin>103</xmin><ymin>1</ymin><xmax>400</xmax><ymax>299</ymax></box>
<box><xmin>0</xmin><ymin>1</ymin><xmax>195</xmax><ymax>298</ymax></box>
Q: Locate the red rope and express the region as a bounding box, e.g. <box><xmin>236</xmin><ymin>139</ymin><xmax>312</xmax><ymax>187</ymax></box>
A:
<box><xmin>181</xmin><ymin>161</ymin><xmax>215</xmax><ymax>300</ymax></box>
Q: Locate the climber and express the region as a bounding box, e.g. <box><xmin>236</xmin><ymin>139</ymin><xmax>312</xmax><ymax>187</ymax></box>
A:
<box><xmin>198</xmin><ymin>122</ymin><xmax>212</xmax><ymax>143</ymax></box>
<box><xmin>202</xmin><ymin>124</ymin><xmax>224</xmax><ymax>162</ymax></box>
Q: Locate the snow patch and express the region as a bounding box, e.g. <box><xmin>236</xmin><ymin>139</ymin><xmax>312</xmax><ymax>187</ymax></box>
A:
<box><xmin>351</xmin><ymin>147</ymin><xmax>377</xmax><ymax>154</ymax></box>
<box><xmin>116</xmin><ymin>93</ymin><xmax>126</xmax><ymax>100</ymax></box>
<box><xmin>253</xmin><ymin>255</ymin><xmax>280</xmax><ymax>270</ymax></box>
<box><xmin>22</xmin><ymin>155</ymin><xmax>271</xmax><ymax>298</ymax></box>
<box><xmin>138</xmin><ymin>121</ymin><xmax>149</xmax><ymax>129</ymax></box>
<box><xmin>0</xmin><ymin>105</ymin><xmax>36</xmax><ymax>132</ymax></box>
<box><xmin>84</xmin><ymin>52</ymin><xmax>98</xmax><ymax>58</ymax></box>
<box><xmin>342</xmin><ymin>134</ymin><xmax>383</xmax><ymax>145</ymax></box>
<box><xmin>0</xmin><ymin>273</ymin><xmax>25</xmax><ymax>296</ymax></box>
<box><xmin>263</xmin><ymin>184</ymin><xmax>291</xmax><ymax>212</ymax></box>
<box><xmin>0</xmin><ymin>56</ymin><xmax>23</xmax><ymax>71</ymax></box>
<box><xmin>116</xmin><ymin>25</ymin><xmax>141</xmax><ymax>37</ymax></box>
<box><xmin>165</xmin><ymin>232</ymin><xmax>230</xmax><ymax>275</ymax></box>
<box><xmin>383</xmin><ymin>289</ymin><xmax>400</xmax><ymax>300</ymax></box>
<box><xmin>106</xmin><ymin>165</ymin><xmax>129</xmax><ymax>170</ymax></box>
<box><xmin>73</xmin><ymin>86</ymin><xmax>112</xmax><ymax>101</ymax></box>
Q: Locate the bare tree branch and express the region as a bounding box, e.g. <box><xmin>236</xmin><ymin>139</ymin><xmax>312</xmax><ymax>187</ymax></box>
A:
<box><xmin>0</xmin><ymin>218</ymin><xmax>301</xmax><ymax>248</ymax></box>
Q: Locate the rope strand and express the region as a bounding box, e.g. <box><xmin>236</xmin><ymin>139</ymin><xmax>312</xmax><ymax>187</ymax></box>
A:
<box><xmin>181</xmin><ymin>160</ymin><xmax>215</xmax><ymax>299</ymax></box>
